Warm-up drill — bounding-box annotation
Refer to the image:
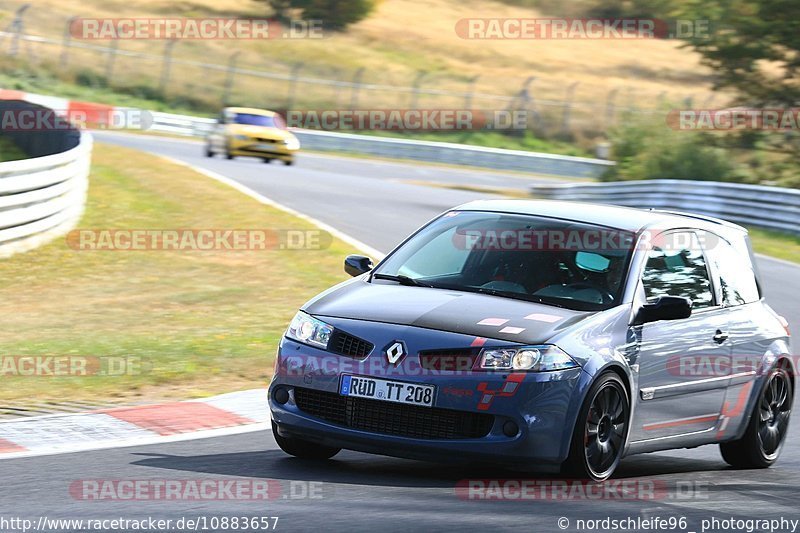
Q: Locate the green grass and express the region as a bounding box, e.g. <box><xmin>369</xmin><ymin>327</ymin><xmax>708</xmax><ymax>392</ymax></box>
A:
<box><xmin>0</xmin><ymin>68</ymin><xmax>213</xmax><ymax>118</ymax></box>
<box><xmin>0</xmin><ymin>136</ymin><xmax>27</xmax><ymax>162</ymax></box>
<box><xmin>0</xmin><ymin>142</ymin><xmax>354</xmax><ymax>403</ymax></box>
<box><xmin>748</xmin><ymin>228</ymin><xmax>800</xmax><ymax>265</ymax></box>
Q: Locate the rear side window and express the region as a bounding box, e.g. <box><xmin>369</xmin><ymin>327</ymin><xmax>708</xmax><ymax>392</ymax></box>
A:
<box><xmin>704</xmin><ymin>233</ymin><xmax>760</xmax><ymax>306</ymax></box>
<box><xmin>641</xmin><ymin>231</ymin><xmax>715</xmax><ymax>310</ymax></box>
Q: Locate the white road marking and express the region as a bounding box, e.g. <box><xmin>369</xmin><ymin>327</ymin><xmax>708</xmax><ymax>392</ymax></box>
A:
<box><xmin>160</xmin><ymin>155</ymin><xmax>386</xmax><ymax>260</ymax></box>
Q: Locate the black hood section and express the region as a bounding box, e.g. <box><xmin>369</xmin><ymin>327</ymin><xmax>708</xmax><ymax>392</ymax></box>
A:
<box><xmin>304</xmin><ymin>279</ymin><xmax>592</xmax><ymax>345</ymax></box>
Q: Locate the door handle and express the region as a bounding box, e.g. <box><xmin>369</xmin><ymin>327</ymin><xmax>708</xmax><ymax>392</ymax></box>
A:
<box><xmin>713</xmin><ymin>330</ymin><xmax>729</xmax><ymax>344</ymax></box>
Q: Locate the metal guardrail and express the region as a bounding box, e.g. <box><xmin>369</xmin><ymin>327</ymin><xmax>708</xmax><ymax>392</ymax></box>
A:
<box><xmin>148</xmin><ymin>112</ymin><xmax>614</xmax><ymax>178</ymax></box>
<box><xmin>530</xmin><ymin>180</ymin><xmax>800</xmax><ymax>235</ymax></box>
<box><xmin>0</xmin><ymin>107</ymin><xmax>91</xmax><ymax>257</ymax></box>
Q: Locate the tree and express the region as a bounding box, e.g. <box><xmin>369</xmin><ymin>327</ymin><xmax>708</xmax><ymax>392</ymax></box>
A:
<box><xmin>261</xmin><ymin>0</ymin><xmax>377</xmax><ymax>30</ymax></box>
<box><xmin>679</xmin><ymin>0</ymin><xmax>800</xmax><ymax>106</ymax></box>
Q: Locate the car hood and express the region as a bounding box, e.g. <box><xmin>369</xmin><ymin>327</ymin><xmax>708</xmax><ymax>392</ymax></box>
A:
<box><xmin>304</xmin><ymin>278</ymin><xmax>593</xmax><ymax>345</ymax></box>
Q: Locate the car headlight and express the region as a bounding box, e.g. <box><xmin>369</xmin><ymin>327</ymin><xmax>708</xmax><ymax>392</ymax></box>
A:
<box><xmin>286</xmin><ymin>311</ymin><xmax>333</xmax><ymax>349</ymax></box>
<box><xmin>284</xmin><ymin>137</ymin><xmax>300</xmax><ymax>150</ymax></box>
<box><xmin>478</xmin><ymin>345</ymin><xmax>578</xmax><ymax>371</ymax></box>
<box><xmin>233</xmin><ymin>134</ymin><xmax>249</xmax><ymax>140</ymax></box>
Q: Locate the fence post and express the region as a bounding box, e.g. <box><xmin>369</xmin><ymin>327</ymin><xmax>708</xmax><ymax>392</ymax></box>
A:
<box><xmin>287</xmin><ymin>62</ymin><xmax>303</xmax><ymax>111</ymax></box>
<box><xmin>4</xmin><ymin>4</ymin><xmax>30</xmax><ymax>57</ymax></box>
<box><xmin>61</xmin><ymin>16</ymin><xmax>77</xmax><ymax>67</ymax></box>
<box><xmin>561</xmin><ymin>82</ymin><xmax>578</xmax><ymax>135</ymax></box>
<box><xmin>464</xmin><ymin>75</ymin><xmax>479</xmax><ymax>109</ymax></box>
<box><xmin>410</xmin><ymin>71</ymin><xmax>426</xmax><ymax>109</ymax></box>
<box><xmin>158</xmin><ymin>39</ymin><xmax>178</xmax><ymax>95</ymax></box>
<box><xmin>105</xmin><ymin>39</ymin><xmax>119</xmax><ymax>82</ymax></box>
<box><xmin>222</xmin><ymin>51</ymin><xmax>240</xmax><ymax>105</ymax></box>
<box><xmin>605</xmin><ymin>88</ymin><xmax>619</xmax><ymax>128</ymax></box>
<box><xmin>350</xmin><ymin>67</ymin><xmax>365</xmax><ymax>109</ymax></box>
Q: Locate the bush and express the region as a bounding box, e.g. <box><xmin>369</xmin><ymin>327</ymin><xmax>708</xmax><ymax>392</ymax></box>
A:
<box><xmin>603</xmin><ymin>116</ymin><xmax>742</xmax><ymax>182</ymax></box>
<box><xmin>263</xmin><ymin>0</ymin><xmax>377</xmax><ymax>30</ymax></box>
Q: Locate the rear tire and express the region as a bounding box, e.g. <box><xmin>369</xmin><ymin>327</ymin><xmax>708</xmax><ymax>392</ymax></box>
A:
<box><xmin>263</xmin><ymin>158</ymin><xmax>273</xmax><ymax>164</ymax></box>
<box><xmin>564</xmin><ymin>372</ymin><xmax>629</xmax><ymax>482</ymax></box>
<box><xmin>720</xmin><ymin>363</ymin><xmax>792</xmax><ymax>469</ymax></box>
<box><xmin>204</xmin><ymin>144</ymin><xmax>213</xmax><ymax>157</ymax></box>
<box><xmin>272</xmin><ymin>421</ymin><xmax>340</xmax><ymax>460</ymax></box>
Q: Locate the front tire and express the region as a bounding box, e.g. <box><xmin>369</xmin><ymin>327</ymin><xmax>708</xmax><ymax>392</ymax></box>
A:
<box><xmin>204</xmin><ymin>144</ymin><xmax>213</xmax><ymax>157</ymax></box>
<box><xmin>272</xmin><ymin>421</ymin><xmax>340</xmax><ymax>460</ymax></box>
<box><xmin>720</xmin><ymin>363</ymin><xmax>793</xmax><ymax>469</ymax></box>
<box><xmin>564</xmin><ymin>372</ymin><xmax>629</xmax><ymax>481</ymax></box>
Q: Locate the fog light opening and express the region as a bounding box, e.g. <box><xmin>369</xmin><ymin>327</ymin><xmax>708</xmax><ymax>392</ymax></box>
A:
<box><xmin>502</xmin><ymin>420</ymin><xmax>519</xmax><ymax>437</ymax></box>
<box><xmin>274</xmin><ymin>387</ymin><xmax>290</xmax><ymax>405</ymax></box>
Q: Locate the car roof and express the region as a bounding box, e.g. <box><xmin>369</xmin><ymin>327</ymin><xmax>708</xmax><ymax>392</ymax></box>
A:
<box><xmin>223</xmin><ymin>107</ymin><xmax>277</xmax><ymax>117</ymax></box>
<box><xmin>452</xmin><ymin>199</ymin><xmax>747</xmax><ymax>236</ymax></box>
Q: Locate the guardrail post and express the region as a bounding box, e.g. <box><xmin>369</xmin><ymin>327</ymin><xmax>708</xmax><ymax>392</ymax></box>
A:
<box><xmin>222</xmin><ymin>51</ymin><xmax>240</xmax><ymax>105</ymax></box>
<box><xmin>158</xmin><ymin>39</ymin><xmax>178</xmax><ymax>96</ymax></box>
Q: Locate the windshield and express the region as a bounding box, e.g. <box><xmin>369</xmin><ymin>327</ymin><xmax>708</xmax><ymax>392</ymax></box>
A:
<box><xmin>232</xmin><ymin>113</ymin><xmax>282</xmax><ymax>128</ymax></box>
<box><xmin>373</xmin><ymin>211</ymin><xmax>634</xmax><ymax>311</ymax></box>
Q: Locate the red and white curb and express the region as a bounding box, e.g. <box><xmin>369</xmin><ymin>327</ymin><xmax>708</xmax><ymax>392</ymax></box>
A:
<box><xmin>0</xmin><ymin>389</ymin><xmax>269</xmax><ymax>460</ymax></box>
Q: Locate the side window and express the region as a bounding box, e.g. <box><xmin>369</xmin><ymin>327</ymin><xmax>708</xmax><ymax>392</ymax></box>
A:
<box><xmin>641</xmin><ymin>232</ymin><xmax>715</xmax><ymax>310</ymax></box>
<box><xmin>704</xmin><ymin>233</ymin><xmax>760</xmax><ymax>306</ymax></box>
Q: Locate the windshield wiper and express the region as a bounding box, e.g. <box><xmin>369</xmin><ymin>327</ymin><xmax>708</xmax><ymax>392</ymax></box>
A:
<box><xmin>372</xmin><ymin>273</ymin><xmax>433</xmax><ymax>287</ymax></box>
<box><xmin>464</xmin><ymin>286</ymin><xmax>568</xmax><ymax>308</ymax></box>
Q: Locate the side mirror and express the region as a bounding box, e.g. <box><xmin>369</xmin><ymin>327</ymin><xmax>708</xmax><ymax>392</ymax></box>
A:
<box><xmin>635</xmin><ymin>296</ymin><xmax>692</xmax><ymax>325</ymax></box>
<box><xmin>344</xmin><ymin>255</ymin><xmax>373</xmax><ymax>277</ymax></box>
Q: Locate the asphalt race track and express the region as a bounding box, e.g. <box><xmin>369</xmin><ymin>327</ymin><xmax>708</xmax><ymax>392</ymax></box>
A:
<box><xmin>2</xmin><ymin>132</ymin><xmax>798</xmax><ymax>532</ymax></box>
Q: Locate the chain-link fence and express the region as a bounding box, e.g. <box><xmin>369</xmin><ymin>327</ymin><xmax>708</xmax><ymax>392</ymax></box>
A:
<box><xmin>0</xmin><ymin>2</ymin><xmax>723</xmax><ymax>138</ymax></box>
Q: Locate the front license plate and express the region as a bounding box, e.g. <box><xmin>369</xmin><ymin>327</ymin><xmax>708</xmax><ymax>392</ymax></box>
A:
<box><xmin>340</xmin><ymin>375</ymin><xmax>435</xmax><ymax>407</ymax></box>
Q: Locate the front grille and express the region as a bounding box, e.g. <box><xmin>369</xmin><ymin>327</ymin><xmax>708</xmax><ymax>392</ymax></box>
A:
<box><xmin>294</xmin><ymin>387</ymin><xmax>494</xmax><ymax>439</ymax></box>
<box><xmin>329</xmin><ymin>330</ymin><xmax>373</xmax><ymax>359</ymax></box>
<box><xmin>418</xmin><ymin>348</ymin><xmax>480</xmax><ymax>371</ymax></box>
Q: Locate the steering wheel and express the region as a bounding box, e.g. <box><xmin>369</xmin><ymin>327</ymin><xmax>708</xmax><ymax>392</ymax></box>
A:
<box><xmin>565</xmin><ymin>282</ymin><xmax>615</xmax><ymax>304</ymax></box>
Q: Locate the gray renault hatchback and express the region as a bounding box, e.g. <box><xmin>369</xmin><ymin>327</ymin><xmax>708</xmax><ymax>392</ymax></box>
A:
<box><xmin>269</xmin><ymin>200</ymin><xmax>793</xmax><ymax>481</ymax></box>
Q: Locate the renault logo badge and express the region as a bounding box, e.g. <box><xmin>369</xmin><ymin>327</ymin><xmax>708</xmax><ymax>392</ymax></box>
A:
<box><xmin>385</xmin><ymin>341</ymin><xmax>406</xmax><ymax>365</ymax></box>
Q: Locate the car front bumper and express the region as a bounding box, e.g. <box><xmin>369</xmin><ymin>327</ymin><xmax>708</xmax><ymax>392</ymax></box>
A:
<box><xmin>269</xmin><ymin>332</ymin><xmax>591</xmax><ymax>468</ymax></box>
<box><xmin>228</xmin><ymin>139</ymin><xmax>297</xmax><ymax>159</ymax></box>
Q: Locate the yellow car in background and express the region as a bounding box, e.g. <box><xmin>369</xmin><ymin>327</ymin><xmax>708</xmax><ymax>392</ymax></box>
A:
<box><xmin>205</xmin><ymin>107</ymin><xmax>300</xmax><ymax>165</ymax></box>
